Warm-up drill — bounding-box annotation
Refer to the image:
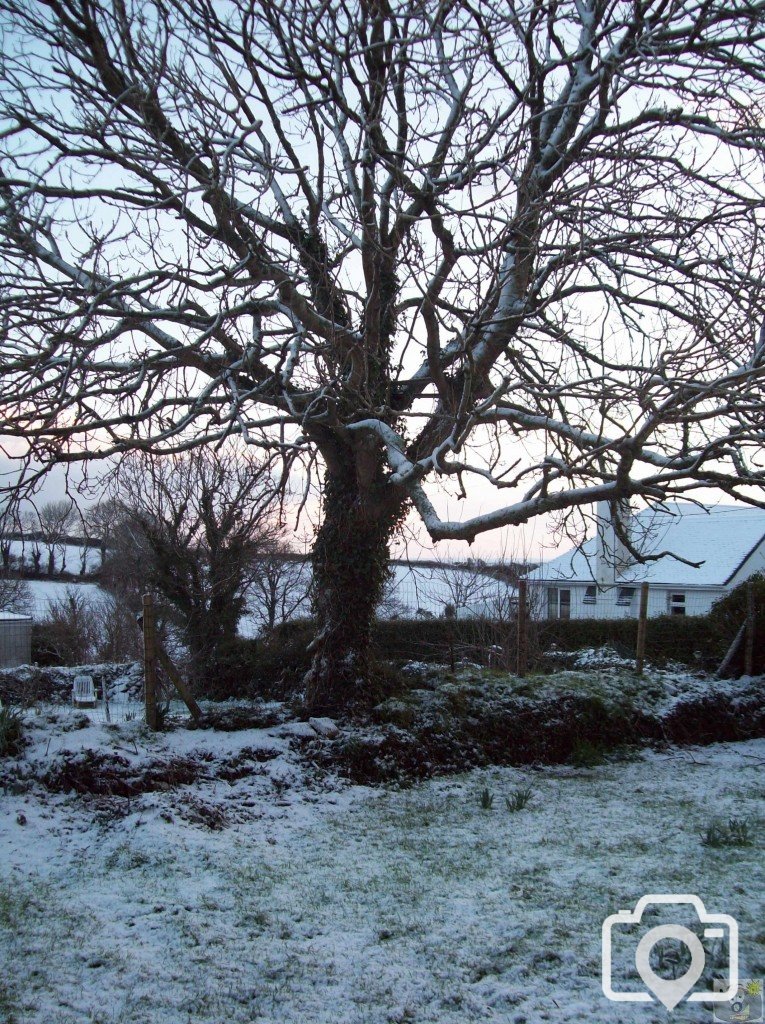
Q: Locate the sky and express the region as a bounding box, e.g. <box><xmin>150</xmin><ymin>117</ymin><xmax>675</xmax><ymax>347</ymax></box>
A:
<box><xmin>0</xmin><ymin>444</ymin><xmax>562</xmax><ymax>563</ymax></box>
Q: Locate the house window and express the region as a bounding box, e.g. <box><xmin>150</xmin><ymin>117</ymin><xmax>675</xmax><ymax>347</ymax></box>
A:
<box><xmin>583</xmin><ymin>585</ymin><xmax>597</xmax><ymax>605</ymax></box>
<box><xmin>547</xmin><ymin>587</ymin><xmax>571</xmax><ymax>620</ymax></box>
<box><xmin>669</xmin><ymin>592</ymin><xmax>686</xmax><ymax>616</ymax></box>
<box><xmin>617</xmin><ymin>587</ymin><xmax>635</xmax><ymax>607</ymax></box>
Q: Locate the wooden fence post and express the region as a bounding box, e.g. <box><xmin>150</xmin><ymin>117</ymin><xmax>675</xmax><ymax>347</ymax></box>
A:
<box><xmin>716</xmin><ymin>622</ymin><xmax>746</xmax><ymax>679</ymax></box>
<box><xmin>517</xmin><ymin>578</ymin><xmax>528</xmax><ymax>678</ymax></box>
<box><xmin>636</xmin><ymin>582</ymin><xmax>649</xmax><ymax>675</ymax></box>
<box><xmin>143</xmin><ymin>593</ymin><xmax>159</xmax><ymax>731</ymax></box>
<box><xmin>745</xmin><ymin>581</ymin><xmax>755</xmax><ymax>676</ymax></box>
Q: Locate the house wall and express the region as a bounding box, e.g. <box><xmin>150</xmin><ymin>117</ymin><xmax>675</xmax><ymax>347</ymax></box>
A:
<box><xmin>726</xmin><ymin>540</ymin><xmax>765</xmax><ymax>589</ymax></box>
<box><xmin>528</xmin><ymin>582</ymin><xmax>725</xmax><ymax>620</ymax></box>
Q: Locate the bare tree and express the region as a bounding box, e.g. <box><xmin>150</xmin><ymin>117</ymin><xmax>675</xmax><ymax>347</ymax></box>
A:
<box><xmin>0</xmin><ymin>516</ymin><xmax>11</xmax><ymax>574</ymax></box>
<box><xmin>85</xmin><ymin>497</ymin><xmax>126</xmax><ymax>568</ymax></box>
<box><xmin>431</xmin><ymin>558</ymin><xmax>496</xmax><ymax>619</ymax></box>
<box><xmin>91</xmin><ymin>591</ymin><xmax>143</xmax><ymax>663</ymax></box>
<box><xmin>247</xmin><ymin>544</ymin><xmax>310</xmax><ymax>633</ymax></box>
<box><xmin>36</xmin><ymin>500</ymin><xmax>76</xmax><ymax>576</ymax></box>
<box><xmin>37</xmin><ymin>586</ymin><xmax>99</xmax><ymax>664</ymax></box>
<box><xmin>104</xmin><ymin>446</ymin><xmax>282</xmax><ymax>685</ymax></box>
<box><xmin>0</xmin><ymin>575</ymin><xmax>32</xmax><ymax>615</ymax></box>
<box><xmin>19</xmin><ymin>510</ymin><xmax>42</xmax><ymax>574</ymax></box>
<box><xmin>1</xmin><ymin>0</ymin><xmax>765</xmax><ymax>707</ymax></box>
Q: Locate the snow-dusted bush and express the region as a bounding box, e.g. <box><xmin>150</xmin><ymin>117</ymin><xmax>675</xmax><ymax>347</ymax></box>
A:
<box><xmin>0</xmin><ymin>705</ymin><xmax>24</xmax><ymax>757</ymax></box>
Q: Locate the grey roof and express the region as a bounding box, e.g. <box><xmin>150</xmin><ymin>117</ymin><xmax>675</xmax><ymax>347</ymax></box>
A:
<box><xmin>527</xmin><ymin>504</ymin><xmax>765</xmax><ymax>587</ymax></box>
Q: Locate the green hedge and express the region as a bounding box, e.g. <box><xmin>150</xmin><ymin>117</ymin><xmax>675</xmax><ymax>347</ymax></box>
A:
<box><xmin>226</xmin><ymin>612</ymin><xmax>730</xmax><ymax>700</ymax></box>
<box><xmin>369</xmin><ymin>614</ymin><xmax>720</xmax><ymax>668</ymax></box>
<box><xmin>372</xmin><ymin>617</ymin><xmax>507</xmax><ymax>664</ymax></box>
<box><xmin>708</xmin><ymin>573</ymin><xmax>765</xmax><ymax>675</ymax></box>
<box><xmin>538</xmin><ymin>615</ymin><xmax>716</xmax><ymax>661</ymax></box>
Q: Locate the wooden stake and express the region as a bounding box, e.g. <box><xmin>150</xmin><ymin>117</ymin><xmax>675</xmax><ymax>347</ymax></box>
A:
<box><xmin>517</xmin><ymin>578</ymin><xmax>528</xmax><ymax>678</ymax></box>
<box><xmin>636</xmin><ymin>582</ymin><xmax>649</xmax><ymax>675</ymax></box>
<box><xmin>142</xmin><ymin>593</ymin><xmax>159</xmax><ymax>731</ymax></box>
<box><xmin>156</xmin><ymin>647</ymin><xmax>203</xmax><ymax>723</ymax></box>
<box><xmin>716</xmin><ymin>621</ymin><xmax>746</xmax><ymax>678</ymax></box>
<box><xmin>745</xmin><ymin>581</ymin><xmax>755</xmax><ymax>677</ymax></box>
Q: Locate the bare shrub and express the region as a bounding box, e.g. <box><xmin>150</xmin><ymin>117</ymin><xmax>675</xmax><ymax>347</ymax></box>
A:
<box><xmin>0</xmin><ymin>576</ymin><xmax>32</xmax><ymax>615</ymax></box>
<box><xmin>35</xmin><ymin>588</ymin><xmax>100</xmax><ymax>666</ymax></box>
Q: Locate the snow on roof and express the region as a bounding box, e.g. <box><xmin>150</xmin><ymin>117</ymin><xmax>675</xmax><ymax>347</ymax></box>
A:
<box><xmin>0</xmin><ymin>612</ymin><xmax>32</xmax><ymax>621</ymax></box>
<box><xmin>527</xmin><ymin>503</ymin><xmax>765</xmax><ymax>587</ymax></box>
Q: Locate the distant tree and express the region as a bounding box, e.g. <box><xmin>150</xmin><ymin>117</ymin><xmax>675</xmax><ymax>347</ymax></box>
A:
<box><xmin>377</xmin><ymin>576</ymin><xmax>410</xmax><ymax>620</ymax></box>
<box><xmin>85</xmin><ymin>498</ymin><xmax>125</xmax><ymax>568</ymax></box>
<box><xmin>36</xmin><ymin>500</ymin><xmax>76</xmax><ymax>576</ymax></box>
<box><xmin>0</xmin><ymin>575</ymin><xmax>32</xmax><ymax>615</ymax></box>
<box><xmin>247</xmin><ymin>545</ymin><xmax>309</xmax><ymax>633</ymax></box>
<box><xmin>18</xmin><ymin>510</ymin><xmax>42</xmax><ymax>574</ymax></box>
<box><xmin>432</xmin><ymin>559</ymin><xmax>494</xmax><ymax>619</ymax></box>
<box><xmin>91</xmin><ymin>592</ymin><xmax>143</xmax><ymax>664</ymax></box>
<box><xmin>104</xmin><ymin>446</ymin><xmax>282</xmax><ymax>686</ymax></box>
<box><xmin>0</xmin><ymin>540</ymin><xmax>11</xmax><ymax>573</ymax></box>
<box><xmin>0</xmin><ymin>498</ymin><xmax>20</xmax><ymax>573</ymax></box>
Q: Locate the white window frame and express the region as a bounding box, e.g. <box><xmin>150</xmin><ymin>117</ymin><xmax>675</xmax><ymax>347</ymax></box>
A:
<box><xmin>616</xmin><ymin>587</ymin><xmax>635</xmax><ymax>607</ymax></box>
<box><xmin>583</xmin><ymin>585</ymin><xmax>597</xmax><ymax>605</ymax></box>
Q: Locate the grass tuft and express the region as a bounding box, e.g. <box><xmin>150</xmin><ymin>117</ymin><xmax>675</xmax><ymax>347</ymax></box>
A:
<box><xmin>478</xmin><ymin>786</ymin><xmax>494</xmax><ymax>810</ymax></box>
<box><xmin>505</xmin><ymin>784</ymin><xmax>533</xmax><ymax>812</ymax></box>
<box><xmin>701</xmin><ymin>817</ymin><xmax>753</xmax><ymax>848</ymax></box>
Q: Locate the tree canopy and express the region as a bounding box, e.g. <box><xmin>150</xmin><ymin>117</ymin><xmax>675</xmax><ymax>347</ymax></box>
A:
<box><xmin>2</xmin><ymin>0</ymin><xmax>765</xmax><ymax>703</ymax></box>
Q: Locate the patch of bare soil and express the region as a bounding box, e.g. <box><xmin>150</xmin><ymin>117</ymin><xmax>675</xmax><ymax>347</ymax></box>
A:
<box><xmin>40</xmin><ymin>745</ymin><xmax>279</xmax><ymax>797</ymax></box>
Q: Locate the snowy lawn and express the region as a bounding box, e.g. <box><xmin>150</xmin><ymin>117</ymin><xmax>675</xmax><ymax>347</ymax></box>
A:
<box><xmin>0</xmin><ymin>704</ymin><xmax>763</xmax><ymax>1023</ymax></box>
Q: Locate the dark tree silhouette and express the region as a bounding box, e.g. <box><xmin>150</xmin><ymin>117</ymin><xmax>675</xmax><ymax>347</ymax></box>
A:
<box><xmin>2</xmin><ymin>0</ymin><xmax>765</xmax><ymax>706</ymax></box>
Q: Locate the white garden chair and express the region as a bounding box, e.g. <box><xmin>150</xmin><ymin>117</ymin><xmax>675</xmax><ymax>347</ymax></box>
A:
<box><xmin>72</xmin><ymin>674</ymin><xmax>96</xmax><ymax>708</ymax></box>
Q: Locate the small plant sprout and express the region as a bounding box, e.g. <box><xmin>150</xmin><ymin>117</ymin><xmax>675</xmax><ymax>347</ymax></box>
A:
<box><xmin>478</xmin><ymin>787</ymin><xmax>494</xmax><ymax>810</ymax></box>
<box><xmin>505</xmin><ymin>784</ymin><xmax>533</xmax><ymax>813</ymax></box>
<box><xmin>701</xmin><ymin>818</ymin><xmax>753</xmax><ymax>848</ymax></box>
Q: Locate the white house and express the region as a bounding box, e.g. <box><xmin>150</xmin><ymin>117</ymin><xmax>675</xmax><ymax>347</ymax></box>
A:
<box><xmin>525</xmin><ymin>502</ymin><xmax>765</xmax><ymax>620</ymax></box>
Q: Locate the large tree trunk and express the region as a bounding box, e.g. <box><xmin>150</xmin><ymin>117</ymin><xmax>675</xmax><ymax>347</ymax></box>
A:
<box><xmin>304</xmin><ymin>450</ymin><xmax>400</xmax><ymax>713</ymax></box>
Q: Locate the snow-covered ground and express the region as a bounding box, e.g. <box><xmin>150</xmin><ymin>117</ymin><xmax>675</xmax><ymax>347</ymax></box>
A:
<box><xmin>0</xmin><ymin>697</ymin><xmax>762</xmax><ymax>1024</ymax></box>
<box><xmin>25</xmin><ymin>578</ymin><xmax>103</xmax><ymax>615</ymax></box>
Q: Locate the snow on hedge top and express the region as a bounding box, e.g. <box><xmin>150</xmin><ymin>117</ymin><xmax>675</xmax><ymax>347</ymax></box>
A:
<box><xmin>528</xmin><ymin>503</ymin><xmax>765</xmax><ymax>587</ymax></box>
